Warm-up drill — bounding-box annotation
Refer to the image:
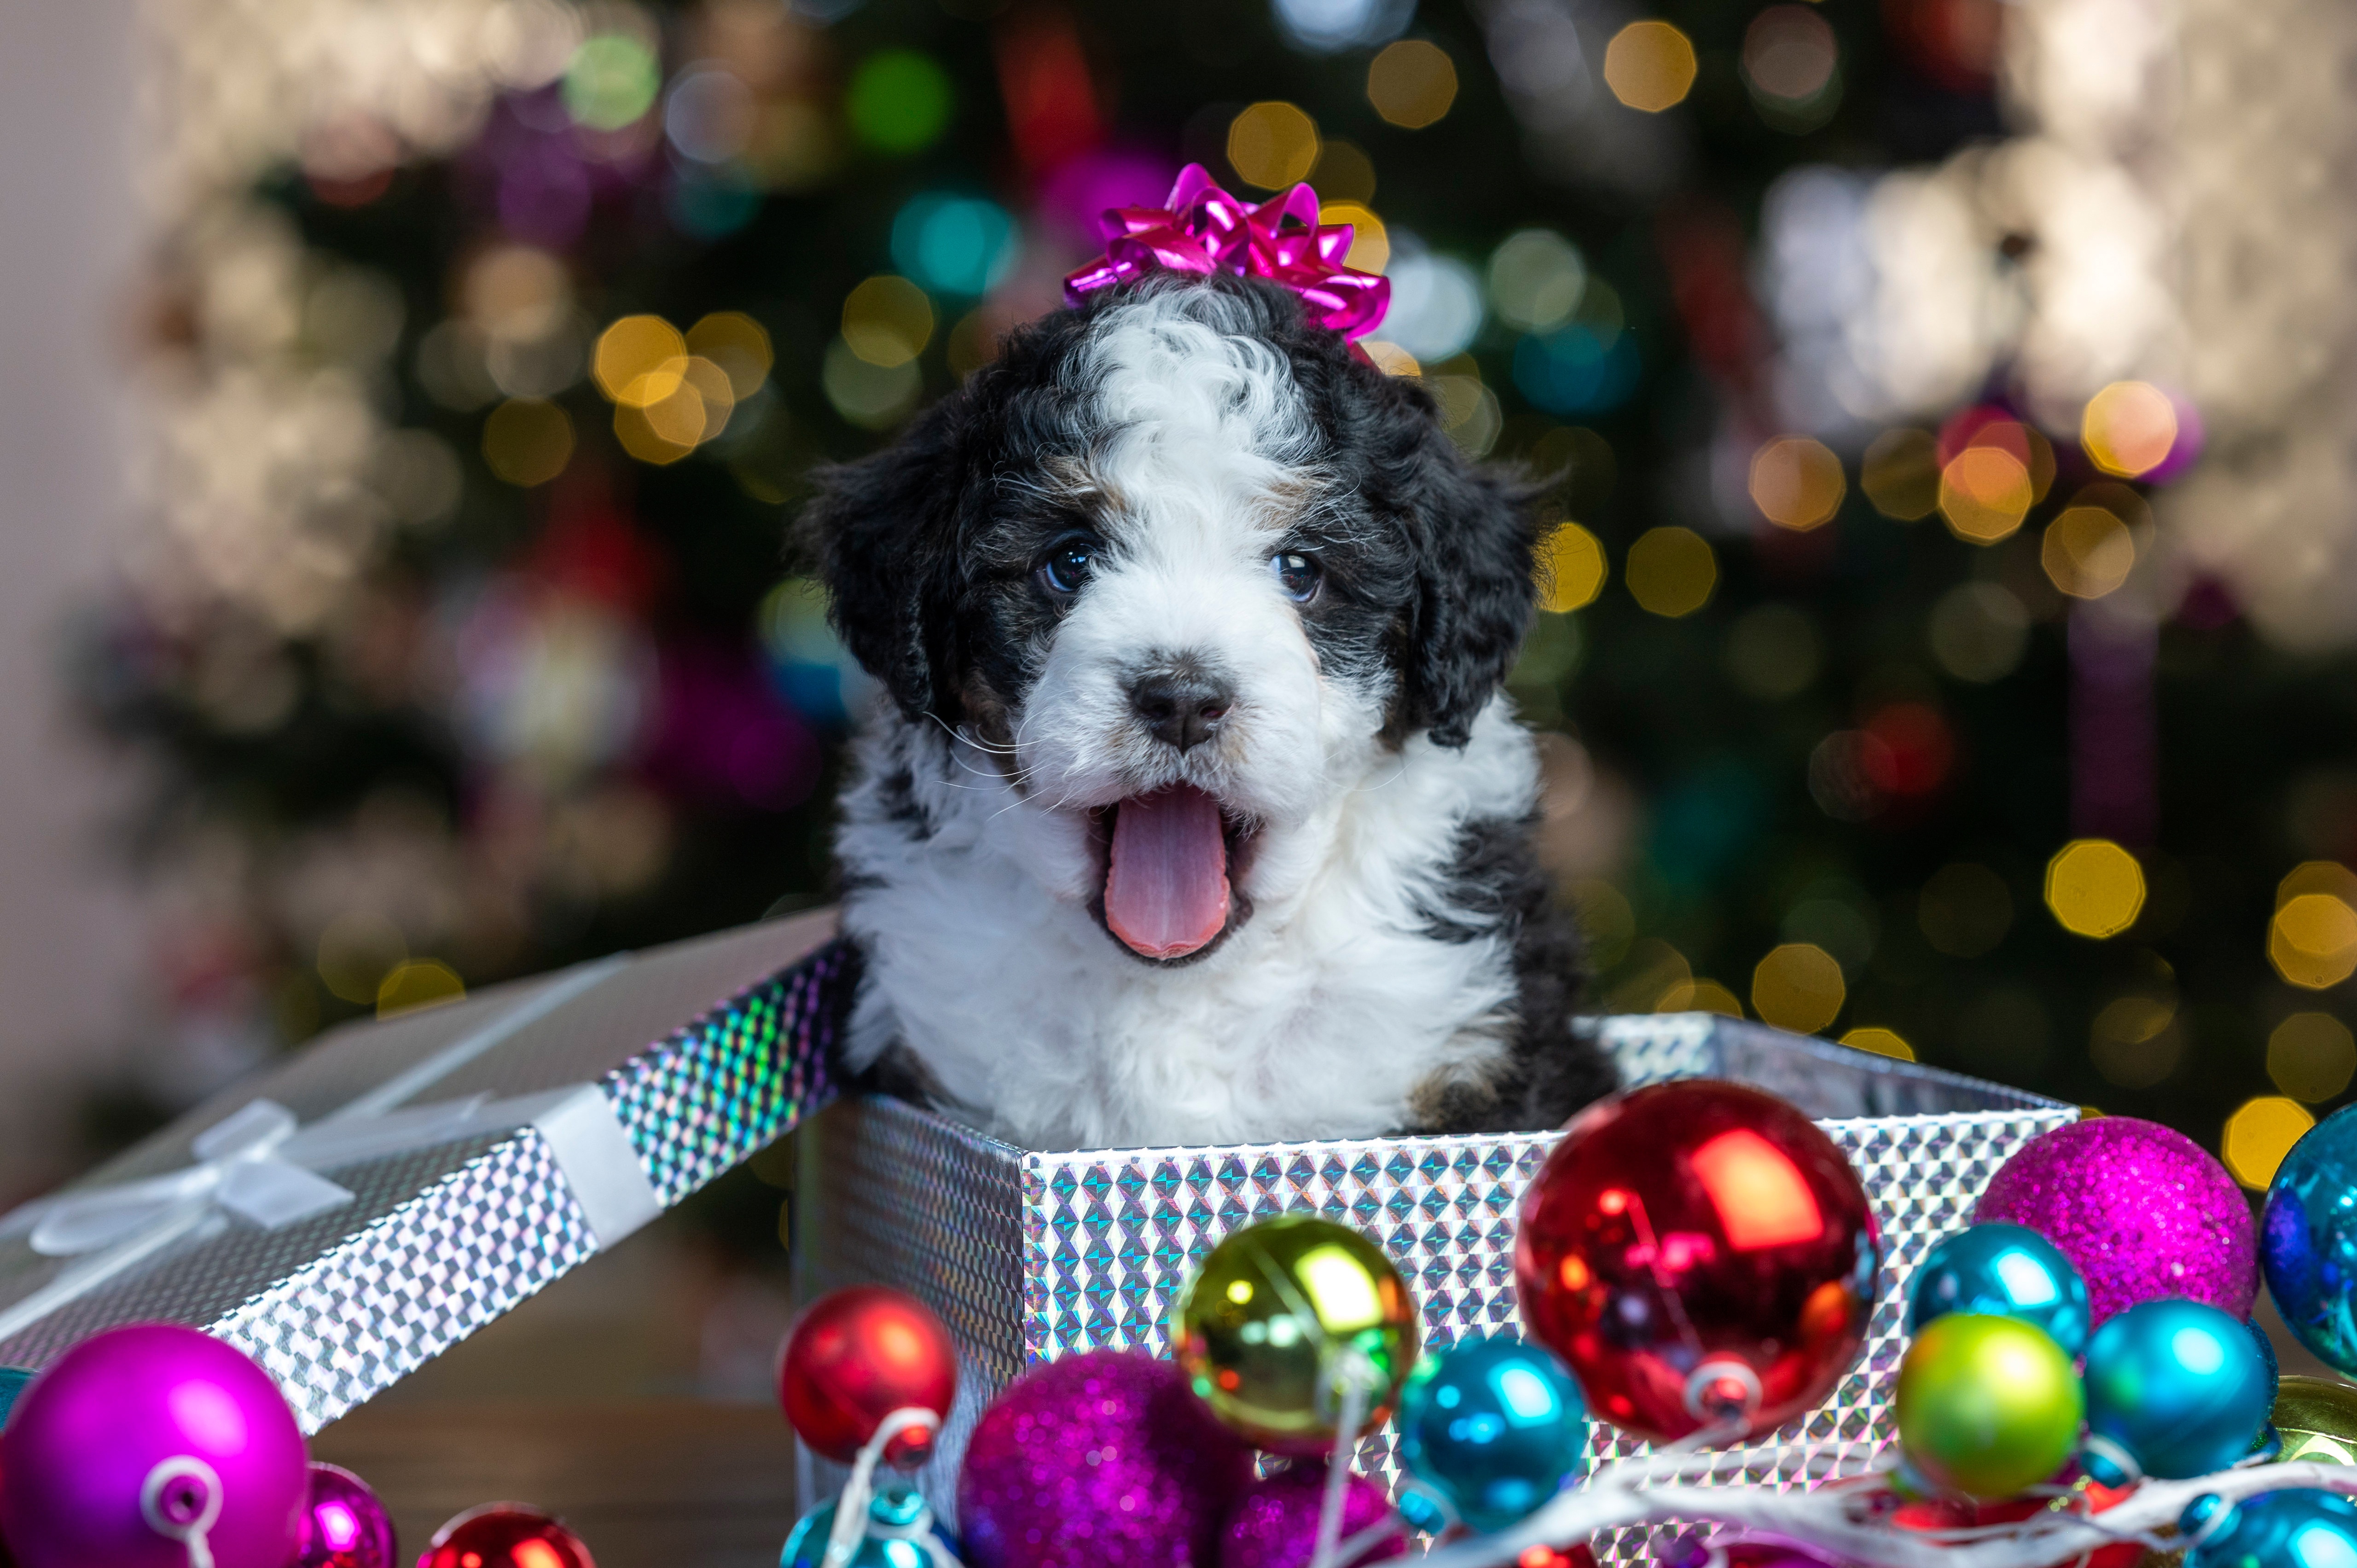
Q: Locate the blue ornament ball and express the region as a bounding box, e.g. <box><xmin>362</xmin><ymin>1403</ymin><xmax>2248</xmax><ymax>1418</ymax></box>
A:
<box><xmin>1907</xmin><ymin>1223</ymin><xmax>2093</xmax><ymax>1358</ymax></box>
<box><xmin>2082</xmin><ymin>1299</ymin><xmax>2274</xmax><ymax>1483</ymax></box>
<box><xmin>782</xmin><ymin>1482</ymin><xmax>959</xmax><ymax>1568</ymax></box>
<box><xmin>2264</xmin><ymin>1102</ymin><xmax>2357</xmax><ymax>1377</ymax></box>
<box><xmin>2184</xmin><ymin>1489</ymin><xmax>2357</xmax><ymax>1568</ymax></box>
<box><xmin>0</xmin><ymin>1369</ymin><xmax>31</xmax><ymax>1429</ymax></box>
<box><xmin>1396</xmin><ymin>1336</ymin><xmax>1588</xmax><ymax>1533</ymax></box>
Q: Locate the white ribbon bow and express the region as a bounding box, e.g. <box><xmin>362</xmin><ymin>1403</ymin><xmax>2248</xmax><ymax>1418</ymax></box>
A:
<box><xmin>0</xmin><ymin>955</ymin><xmax>660</xmax><ymax>1349</ymax></box>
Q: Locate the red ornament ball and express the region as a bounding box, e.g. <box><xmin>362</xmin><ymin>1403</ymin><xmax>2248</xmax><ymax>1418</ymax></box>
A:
<box><xmin>1506</xmin><ymin>1546</ymin><xmax>1597</xmax><ymax>1568</ymax></box>
<box><xmin>417</xmin><ymin>1505</ymin><xmax>592</xmax><ymax>1568</ymax></box>
<box><xmin>1514</xmin><ymin>1080</ymin><xmax>1880</xmax><ymax>1444</ymax></box>
<box><xmin>779</xmin><ymin>1286</ymin><xmax>957</xmax><ymax>1466</ymax></box>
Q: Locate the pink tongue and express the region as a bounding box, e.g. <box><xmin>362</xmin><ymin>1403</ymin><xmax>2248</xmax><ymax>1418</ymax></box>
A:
<box><xmin>1104</xmin><ymin>785</ymin><xmax>1231</xmax><ymax>960</ymax></box>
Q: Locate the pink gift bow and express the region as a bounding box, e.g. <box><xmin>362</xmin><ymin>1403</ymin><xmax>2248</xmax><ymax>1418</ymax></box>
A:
<box><xmin>1062</xmin><ymin>163</ymin><xmax>1392</xmax><ymax>341</ymax></box>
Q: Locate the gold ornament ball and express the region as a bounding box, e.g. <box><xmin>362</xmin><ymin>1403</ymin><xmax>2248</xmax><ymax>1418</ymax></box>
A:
<box><xmin>1173</xmin><ymin>1214</ymin><xmax>1421</xmax><ymax>1455</ymax></box>
<box><xmin>2275</xmin><ymin>1375</ymin><xmax>2357</xmax><ymax>1464</ymax></box>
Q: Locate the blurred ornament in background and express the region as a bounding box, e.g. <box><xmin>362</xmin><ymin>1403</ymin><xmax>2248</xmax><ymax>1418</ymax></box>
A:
<box><xmin>2182</xmin><ymin>1489</ymin><xmax>2357</xmax><ymax>1568</ymax></box>
<box><xmin>782</xmin><ymin>1480</ymin><xmax>959</xmax><ymax>1568</ymax></box>
<box><xmin>1174</xmin><ymin>1214</ymin><xmax>1420</xmax><ymax>1454</ymax></box>
<box><xmin>1896</xmin><ymin>1313</ymin><xmax>2082</xmax><ymax>1499</ymax></box>
<box><xmin>2080</xmin><ymin>1299</ymin><xmax>2273</xmax><ymax>1482</ymax></box>
<box><xmin>1978</xmin><ymin>1117</ymin><xmax>2255</xmax><ymax>1328</ymax></box>
<box><xmin>292</xmin><ymin>1463</ymin><xmax>396</xmax><ymax>1568</ymax></box>
<box><xmin>2273</xmin><ymin>1376</ymin><xmax>2357</xmax><ymax>1465</ymax></box>
<box><xmin>1515</xmin><ymin>1080</ymin><xmax>1879</xmax><ymax>1444</ymax></box>
<box><xmin>1271</xmin><ymin>0</ymin><xmax>1414</xmax><ymax>55</ymax></box>
<box><xmin>0</xmin><ymin>1369</ymin><xmax>27</xmax><ymax>1427</ymax></box>
<box><xmin>1907</xmin><ymin>1222</ymin><xmax>2092</xmax><ymax>1357</ymax></box>
<box><xmin>418</xmin><ymin>1505</ymin><xmax>593</xmax><ymax>1568</ymax></box>
<box><xmin>2264</xmin><ymin>1102</ymin><xmax>2357</xmax><ymax>1376</ymax></box>
<box><xmin>778</xmin><ymin>1286</ymin><xmax>957</xmax><ymax>1467</ymax></box>
<box><xmin>0</xmin><ymin>1325</ymin><xmax>309</xmax><ymax>1568</ymax></box>
<box><xmin>1396</xmin><ymin>1336</ymin><xmax>1587</xmax><ymax>1533</ymax></box>
<box><xmin>958</xmin><ymin>1350</ymin><xmax>1251</xmax><ymax>1568</ymax></box>
<box><xmin>1219</xmin><ymin>1464</ymin><xmax>1403</xmax><ymax>1568</ymax></box>
<box><xmin>892</xmin><ymin>195</ymin><xmax>1019</xmax><ymax>298</ymax></box>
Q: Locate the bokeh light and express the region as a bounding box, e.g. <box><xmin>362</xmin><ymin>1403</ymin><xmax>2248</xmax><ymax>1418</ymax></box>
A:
<box><xmin>665</xmin><ymin>68</ymin><xmax>756</xmax><ymax>164</ymax></box>
<box><xmin>377</xmin><ymin>958</ymin><xmax>464</xmax><ymax>1018</ymax></box>
<box><xmin>1228</xmin><ymin>101</ymin><xmax>1321</xmax><ymax>191</ymax></box>
<box><xmin>1748</xmin><ymin>436</ymin><xmax>1845</xmax><ymax>530</ymax></box>
<box><xmin>1537</xmin><ymin>522</ymin><xmax>1606</xmax><ymax>612</ymax></box>
<box><xmin>1658</xmin><ymin>977</ymin><xmax>1745</xmax><ymax>1016</ymax></box>
<box><xmin>1625</xmin><ymin>527</ymin><xmax>1716</xmax><ymax>617</ymax></box>
<box><xmin>1271</xmin><ymin>0</ymin><xmax>1414</xmax><ymax>53</ymax></box>
<box><xmin>481</xmin><ymin>399</ymin><xmax>574</xmax><ymax>487</ymax></box>
<box><xmin>614</xmin><ymin>356</ymin><xmax>734</xmax><ymax>464</ymax></box>
<box><xmin>1487</xmin><ymin>230</ymin><xmax>1585</xmax><ymax>333</ymax></box>
<box><xmin>1841</xmin><ymin>1026</ymin><xmax>1915</xmax><ymax>1061</ymax></box>
<box><xmin>1862</xmin><ymin>429</ymin><xmax>1940</xmax><ymax>521</ymax></box>
<box><xmin>1919</xmin><ymin>862</ymin><xmax>2013</xmax><ymax>957</ymax></box>
<box><xmin>2081</xmin><ymin>380</ymin><xmax>2179</xmax><ymax>478</ymax></box>
<box><xmin>824</xmin><ymin>337</ymin><xmax>922</xmax><ymax>430</ymax></box>
<box><xmin>891</xmin><ymin>194</ymin><xmax>1019</xmax><ymax>297</ymax></box>
<box><xmin>2044</xmin><ymin>840</ymin><xmax>2146</xmax><ymax>939</ymax></box>
<box><xmin>593</xmin><ymin>315</ymin><xmax>687</xmax><ymax>402</ymax></box>
<box><xmin>2042</xmin><ymin>506</ymin><xmax>2136</xmax><ymax>599</ymax></box>
<box><xmin>1367</xmin><ymin>40</ymin><xmax>1457</xmax><ymax>129</ymax></box>
<box><xmin>2269</xmin><ymin>1013</ymin><xmax>2357</xmax><ymax>1102</ymax></box>
<box><xmin>1312</xmin><ymin>139</ymin><xmax>1377</xmax><ymax>203</ymax></box>
<box><xmin>1752</xmin><ymin>942</ymin><xmax>1845</xmax><ymax>1034</ymax></box>
<box><xmin>2223</xmin><ymin>1096</ymin><xmax>2315</xmax><ymax>1190</ymax></box>
<box><xmin>1742</xmin><ymin>6</ymin><xmax>1840</xmax><ymax>127</ymax></box>
<box><xmin>1513</xmin><ymin>286</ymin><xmax>1638</xmax><ymax>417</ymax></box>
<box><xmin>563</xmin><ymin>34</ymin><xmax>660</xmax><ymax>131</ymax></box>
<box><xmin>1382</xmin><ymin>247</ymin><xmax>1484</xmax><ymax>361</ymax></box>
<box><xmin>1603</xmin><ymin>21</ymin><xmax>1698</xmax><ymax>113</ymax></box>
<box><xmin>1725</xmin><ymin>604</ymin><xmax>1822</xmax><ymax>699</ymax></box>
<box><xmin>1319</xmin><ymin>201</ymin><xmax>1388</xmax><ymax>272</ymax></box>
<box><xmin>1938</xmin><ymin>446</ymin><xmax>2033</xmax><ymax>543</ymax></box>
<box><xmin>1360</xmin><ymin>340</ymin><xmax>1419</xmax><ymax>376</ymax></box>
<box><xmin>841</xmin><ymin>276</ymin><xmax>935</xmax><ymax>369</ymax></box>
<box><xmin>685</xmin><ymin>312</ymin><xmax>773</xmax><ymax>400</ymax></box>
<box><xmin>847</xmin><ymin>51</ymin><xmax>953</xmax><ymax>155</ymax></box>
<box><xmin>2090</xmin><ymin>996</ymin><xmax>2179</xmax><ymax>1089</ymax></box>
<box><xmin>1927</xmin><ymin>581</ymin><xmax>2030</xmax><ymax>683</ymax></box>
<box><xmin>2271</xmin><ymin>893</ymin><xmax>2357</xmax><ymax>990</ymax></box>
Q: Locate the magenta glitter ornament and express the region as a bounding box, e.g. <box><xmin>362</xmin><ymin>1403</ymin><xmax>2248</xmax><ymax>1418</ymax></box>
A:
<box><xmin>1974</xmin><ymin>1117</ymin><xmax>2255</xmax><ymax>1328</ymax></box>
<box><xmin>1219</xmin><ymin>1466</ymin><xmax>1404</xmax><ymax>1568</ymax></box>
<box><xmin>958</xmin><ymin>1350</ymin><xmax>1253</xmax><ymax>1568</ymax></box>
<box><xmin>293</xmin><ymin>1463</ymin><xmax>395</xmax><ymax>1568</ymax></box>
<box><xmin>0</xmin><ymin>1324</ymin><xmax>308</xmax><ymax>1568</ymax></box>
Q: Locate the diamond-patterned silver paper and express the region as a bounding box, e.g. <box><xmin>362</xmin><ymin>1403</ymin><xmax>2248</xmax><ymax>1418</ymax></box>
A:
<box><xmin>799</xmin><ymin>1016</ymin><xmax>2073</xmax><ymax>1557</ymax></box>
<box><xmin>0</xmin><ymin>914</ymin><xmax>851</xmax><ymax>1431</ymax></box>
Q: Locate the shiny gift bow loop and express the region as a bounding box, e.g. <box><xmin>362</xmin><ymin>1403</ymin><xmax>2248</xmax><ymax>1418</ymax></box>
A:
<box><xmin>1063</xmin><ymin>163</ymin><xmax>1391</xmax><ymax>341</ymax></box>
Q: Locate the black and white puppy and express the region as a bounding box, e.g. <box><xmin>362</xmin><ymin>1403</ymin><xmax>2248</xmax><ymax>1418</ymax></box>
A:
<box><xmin>804</xmin><ymin>272</ymin><xmax>1615</xmax><ymax>1150</ymax></box>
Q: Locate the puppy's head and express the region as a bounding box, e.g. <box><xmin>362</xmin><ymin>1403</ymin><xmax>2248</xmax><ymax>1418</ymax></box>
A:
<box><xmin>806</xmin><ymin>273</ymin><xmax>1541</xmax><ymax>964</ymax></box>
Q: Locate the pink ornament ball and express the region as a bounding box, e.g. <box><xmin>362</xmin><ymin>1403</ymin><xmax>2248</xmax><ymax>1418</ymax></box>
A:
<box><xmin>292</xmin><ymin>1463</ymin><xmax>395</xmax><ymax>1568</ymax></box>
<box><xmin>1220</xmin><ymin>1465</ymin><xmax>1404</xmax><ymax>1568</ymax></box>
<box><xmin>958</xmin><ymin>1350</ymin><xmax>1253</xmax><ymax>1568</ymax></box>
<box><xmin>0</xmin><ymin>1323</ymin><xmax>308</xmax><ymax>1568</ymax></box>
<box><xmin>1974</xmin><ymin>1116</ymin><xmax>2255</xmax><ymax>1328</ymax></box>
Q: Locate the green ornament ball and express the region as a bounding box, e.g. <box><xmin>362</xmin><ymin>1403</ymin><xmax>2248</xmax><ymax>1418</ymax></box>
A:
<box><xmin>1897</xmin><ymin>1312</ymin><xmax>2084</xmax><ymax>1499</ymax></box>
<box><xmin>1173</xmin><ymin>1214</ymin><xmax>1421</xmax><ymax>1455</ymax></box>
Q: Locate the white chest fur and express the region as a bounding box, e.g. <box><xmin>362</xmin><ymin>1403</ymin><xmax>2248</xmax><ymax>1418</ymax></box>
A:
<box><xmin>835</xmin><ymin>698</ymin><xmax>1541</xmax><ymax>1150</ymax></box>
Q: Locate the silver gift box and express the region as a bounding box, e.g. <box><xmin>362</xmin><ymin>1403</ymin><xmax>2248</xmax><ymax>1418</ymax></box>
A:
<box><xmin>0</xmin><ymin>912</ymin><xmax>851</xmax><ymax>1431</ymax></box>
<box><xmin>796</xmin><ymin>1015</ymin><xmax>2073</xmax><ymax>1554</ymax></box>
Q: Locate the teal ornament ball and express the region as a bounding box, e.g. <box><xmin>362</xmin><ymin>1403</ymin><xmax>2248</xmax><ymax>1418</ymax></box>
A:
<box><xmin>2263</xmin><ymin>1102</ymin><xmax>2357</xmax><ymax>1377</ymax></box>
<box><xmin>782</xmin><ymin>1482</ymin><xmax>959</xmax><ymax>1568</ymax></box>
<box><xmin>0</xmin><ymin>1369</ymin><xmax>30</xmax><ymax>1429</ymax></box>
<box><xmin>2082</xmin><ymin>1299</ymin><xmax>2274</xmax><ymax>1483</ymax></box>
<box><xmin>1396</xmin><ymin>1336</ymin><xmax>1589</xmax><ymax>1533</ymax></box>
<box><xmin>2184</xmin><ymin>1489</ymin><xmax>2357</xmax><ymax>1568</ymax></box>
<box><xmin>1908</xmin><ymin>1224</ymin><xmax>2092</xmax><ymax>1358</ymax></box>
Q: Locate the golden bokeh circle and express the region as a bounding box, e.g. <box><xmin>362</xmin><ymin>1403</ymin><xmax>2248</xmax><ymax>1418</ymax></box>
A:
<box><xmin>1227</xmin><ymin>101</ymin><xmax>1321</xmax><ymax>191</ymax></box>
<box><xmin>1537</xmin><ymin>522</ymin><xmax>1607</xmax><ymax>613</ymax></box>
<box><xmin>1749</xmin><ymin>436</ymin><xmax>1846</xmax><ymax>531</ymax></box>
<box><xmin>1752</xmin><ymin>942</ymin><xmax>1845</xmax><ymax>1035</ymax></box>
<box><xmin>1603</xmin><ymin>21</ymin><xmax>1699</xmax><ymax>113</ymax></box>
<box><xmin>1367</xmin><ymin>40</ymin><xmax>1458</xmax><ymax>129</ymax></box>
<box><xmin>2043</xmin><ymin>839</ymin><xmax>2146</xmax><ymax>939</ymax></box>
<box><xmin>1625</xmin><ymin>526</ymin><xmax>1716</xmax><ymax>617</ymax></box>
<box><xmin>2223</xmin><ymin>1096</ymin><xmax>2315</xmax><ymax>1190</ymax></box>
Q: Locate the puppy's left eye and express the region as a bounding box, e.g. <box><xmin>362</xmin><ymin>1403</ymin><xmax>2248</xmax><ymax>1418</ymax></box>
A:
<box><xmin>1271</xmin><ymin>552</ymin><xmax>1322</xmax><ymax>604</ymax></box>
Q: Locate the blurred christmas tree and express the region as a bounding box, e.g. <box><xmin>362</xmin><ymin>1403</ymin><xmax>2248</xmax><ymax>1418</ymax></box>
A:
<box><xmin>76</xmin><ymin>0</ymin><xmax>2357</xmax><ymax>1189</ymax></box>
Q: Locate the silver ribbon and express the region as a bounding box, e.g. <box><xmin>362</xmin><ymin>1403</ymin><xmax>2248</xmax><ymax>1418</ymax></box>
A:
<box><xmin>0</xmin><ymin>954</ymin><xmax>660</xmax><ymax>1347</ymax></box>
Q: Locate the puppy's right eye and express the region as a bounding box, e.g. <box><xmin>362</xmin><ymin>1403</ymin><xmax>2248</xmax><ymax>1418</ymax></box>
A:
<box><xmin>1037</xmin><ymin>541</ymin><xmax>1096</xmax><ymax>597</ymax></box>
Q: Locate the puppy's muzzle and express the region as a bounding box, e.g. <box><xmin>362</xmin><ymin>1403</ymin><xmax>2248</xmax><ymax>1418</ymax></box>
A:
<box><xmin>1126</xmin><ymin>659</ymin><xmax>1235</xmax><ymax>753</ymax></box>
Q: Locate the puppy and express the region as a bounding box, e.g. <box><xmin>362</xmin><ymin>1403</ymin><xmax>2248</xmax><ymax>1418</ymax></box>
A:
<box><xmin>803</xmin><ymin>272</ymin><xmax>1615</xmax><ymax>1150</ymax></box>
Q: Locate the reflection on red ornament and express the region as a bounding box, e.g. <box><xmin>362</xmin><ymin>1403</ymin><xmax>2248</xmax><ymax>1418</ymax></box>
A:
<box><xmin>1517</xmin><ymin>1544</ymin><xmax>1598</xmax><ymax>1568</ymax></box>
<box><xmin>417</xmin><ymin>1505</ymin><xmax>593</xmax><ymax>1568</ymax></box>
<box><xmin>1514</xmin><ymin>1080</ymin><xmax>1880</xmax><ymax>1445</ymax></box>
<box><xmin>778</xmin><ymin>1286</ymin><xmax>958</xmax><ymax>1466</ymax></box>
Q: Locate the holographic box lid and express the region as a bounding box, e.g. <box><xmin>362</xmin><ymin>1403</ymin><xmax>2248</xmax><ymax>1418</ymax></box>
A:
<box><xmin>795</xmin><ymin>1015</ymin><xmax>2075</xmax><ymax>1552</ymax></box>
<box><xmin>0</xmin><ymin>911</ymin><xmax>853</xmax><ymax>1431</ymax></box>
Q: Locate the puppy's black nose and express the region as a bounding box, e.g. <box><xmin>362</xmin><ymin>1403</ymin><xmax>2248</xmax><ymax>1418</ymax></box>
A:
<box><xmin>1129</xmin><ymin>667</ymin><xmax>1235</xmax><ymax>753</ymax></box>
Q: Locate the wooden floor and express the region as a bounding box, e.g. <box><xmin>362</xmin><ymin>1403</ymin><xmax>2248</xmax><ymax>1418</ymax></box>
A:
<box><xmin>313</xmin><ymin>1401</ymin><xmax>801</xmax><ymax>1568</ymax></box>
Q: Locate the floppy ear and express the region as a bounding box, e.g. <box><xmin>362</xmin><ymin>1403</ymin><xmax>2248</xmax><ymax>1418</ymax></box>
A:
<box><xmin>1393</xmin><ymin>414</ymin><xmax>1544</xmax><ymax>749</ymax></box>
<box><xmin>797</xmin><ymin>398</ymin><xmax>967</xmax><ymax>723</ymax></box>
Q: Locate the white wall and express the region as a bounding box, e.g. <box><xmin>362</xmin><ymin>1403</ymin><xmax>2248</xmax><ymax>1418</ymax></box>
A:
<box><xmin>0</xmin><ymin>0</ymin><xmax>152</xmax><ymax>1198</ymax></box>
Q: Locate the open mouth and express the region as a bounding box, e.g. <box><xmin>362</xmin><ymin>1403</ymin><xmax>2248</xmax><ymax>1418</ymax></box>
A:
<box><xmin>1087</xmin><ymin>784</ymin><xmax>1256</xmax><ymax>964</ymax></box>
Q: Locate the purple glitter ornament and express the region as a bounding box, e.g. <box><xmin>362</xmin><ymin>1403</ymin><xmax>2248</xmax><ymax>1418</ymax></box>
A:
<box><xmin>958</xmin><ymin>1350</ymin><xmax>1253</xmax><ymax>1568</ymax></box>
<box><xmin>292</xmin><ymin>1463</ymin><xmax>395</xmax><ymax>1568</ymax></box>
<box><xmin>1974</xmin><ymin>1117</ymin><xmax>2255</xmax><ymax>1328</ymax></box>
<box><xmin>0</xmin><ymin>1324</ymin><xmax>308</xmax><ymax>1568</ymax></box>
<box><xmin>1219</xmin><ymin>1465</ymin><xmax>1405</xmax><ymax>1568</ymax></box>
